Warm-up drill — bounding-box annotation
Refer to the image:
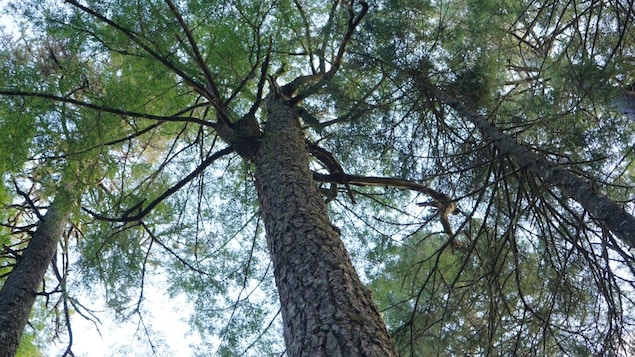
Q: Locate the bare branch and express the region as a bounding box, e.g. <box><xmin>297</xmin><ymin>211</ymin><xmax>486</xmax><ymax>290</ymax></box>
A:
<box><xmin>0</xmin><ymin>89</ymin><xmax>212</xmax><ymax>126</ymax></box>
<box><xmin>140</xmin><ymin>221</ymin><xmax>214</xmax><ymax>276</ymax></box>
<box><xmin>245</xmin><ymin>38</ymin><xmax>272</xmax><ymax>119</ymax></box>
<box><xmin>83</xmin><ymin>146</ymin><xmax>234</xmax><ymax>222</ymax></box>
<box><xmin>313</xmin><ymin>172</ymin><xmax>455</xmax><ymax>204</ymax></box>
<box><xmin>293</xmin><ymin>0</ymin><xmax>317</xmax><ymax>73</ymax></box>
<box><xmin>12</xmin><ymin>180</ymin><xmax>45</xmax><ymax>221</ymax></box>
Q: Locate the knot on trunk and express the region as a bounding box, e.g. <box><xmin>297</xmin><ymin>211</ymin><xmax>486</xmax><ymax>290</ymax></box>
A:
<box><xmin>215</xmin><ymin>114</ymin><xmax>262</xmax><ymax>160</ymax></box>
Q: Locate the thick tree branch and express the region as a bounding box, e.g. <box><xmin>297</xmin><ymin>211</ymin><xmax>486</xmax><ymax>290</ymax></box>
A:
<box><xmin>313</xmin><ymin>172</ymin><xmax>459</xmax><ymax>235</ymax></box>
<box><xmin>308</xmin><ymin>142</ymin><xmax>355</xmax><ymax>203</ymax></box>
<box><xmin>312</xmin><ymin>172</ymin><xmax>453</xmax><ymax>201</ymax></box>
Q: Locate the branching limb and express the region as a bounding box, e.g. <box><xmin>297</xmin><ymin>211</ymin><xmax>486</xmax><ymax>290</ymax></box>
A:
<box><xmin>245</xmin><ymin>38</ymin><xmax>273</xmax><ymax>119</ymax></box>
<box><xmin>83</xmin><ymin>146</ymin><xmax>233</xmax><ymax>222</ymax></box>
<box><xmin>162</xmin><ymin>0</ymin><xmax>242</xmax><ymax>131</ymax></box>
<box><xmin>293</xmin><ymin>0</ymin><xmax>318</xmax><ymax>73</ymax></box>
<box><xmin>164</xmin><ymin>0</ymin><xmax>221</xmax><ymax>102</ymax></box>
<box><xmin>12</xmin><ymin>180</ymin><xmax>45</xmax><ymax>221</ymax></box>
<box><xmin>63</xmin><ymin>0</ymin><xmax>215</xmax><ymax>104</ymax></box>
<box><xmin>318</xmin><ymin>0</ymin><xmax>340</xmax><ymax>73</ymax></box>
<box><xmin>226</xmin><ymin>2</ymin><xmax>276</xmax><ymax>106</ymax></box>
<box><xmin>279</xmin><ymin>0</ymin><xmax>369</xmax><ymax>104</ymax></box>
<box><xmin>140</xmin><ymin>221</ymin><xmax>213</xmax><ymax>276</ymax></box>
<box><xmin>417</xmin><ymin>196</ymin><xmax>459</xmax><ymax>236</ymax></box>
<box><xmin>313</xmin><ymin>172</ymin><xmax>453</xmax><ymax>199</ymax></box>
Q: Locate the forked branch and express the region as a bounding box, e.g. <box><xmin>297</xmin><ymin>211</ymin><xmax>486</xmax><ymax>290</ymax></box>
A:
<box><xmin>164</xmin><ymin>0</ymin><xmax>221</xmax><ymax>102</ymax></box>
<box><xmin>64</xmin><ymin>0</ymin><xmax>215</xmax><ymax>104</ymax></box>
<box><xmin>280</xmin><ymin>0</ymin><xmax>369</xmax><ymax>104</ymax></box>
<box><xmin>308</xmin><ymin>142</ymin><xmax>356</xmax><ymax>203</ymax></box>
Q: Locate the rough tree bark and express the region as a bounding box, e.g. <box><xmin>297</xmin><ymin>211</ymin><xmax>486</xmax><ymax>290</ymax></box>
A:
<box><xmin>421</xmin><ymin>80</ymin><xmax>635</xmax><ymax>248</ymax></box>
<box><xmin>254</xmin><ymin>96</ymin><xmax>397</xmax><ymax>356</ymax></box>
<box><xmin>0</xmin><ymin>190</ymin><xmax>73</xmax><ymax>357</ymax></box>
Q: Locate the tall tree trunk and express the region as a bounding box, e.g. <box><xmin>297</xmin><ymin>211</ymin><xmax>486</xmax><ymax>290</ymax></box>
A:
<box><xmin>255</xmin><ymin>97</ymin><xmax>397</xmax><ymax>356</ymax></box>
<box><xmin>422</xmin><ymin>81</ymin><xmax>635</xmax><ymax>248</ymax></box>
<box><xmin>0</xmin><ymin>190</ymin><xmax>73</xmax><ymax>357</ymax></box>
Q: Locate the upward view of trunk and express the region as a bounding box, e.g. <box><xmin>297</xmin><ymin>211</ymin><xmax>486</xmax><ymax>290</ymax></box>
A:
<box><xmin>254</xmin><ymin>96</ymin><xmax>398</xmax><ymax>356</ymax></box>
<box><xmin>425</xmin><ymin>83</ymin><xmax>635</xmax><ymax>248</ymax></box>
<box><xmin>0</xmin><ymin>191</ymin><xmax>73</xmax><ymax>357</ymax></box>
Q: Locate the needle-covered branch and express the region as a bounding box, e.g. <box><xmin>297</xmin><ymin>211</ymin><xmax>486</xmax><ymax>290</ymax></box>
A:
<box><xmin>64</xmin><ymin>0</ymin><xmax>217</xmax><ymax>106</ymax></box>
<box><xmin>164</xmin><ymin>0</ymin><xmax>221</xmax><ymax>102</ymax></box>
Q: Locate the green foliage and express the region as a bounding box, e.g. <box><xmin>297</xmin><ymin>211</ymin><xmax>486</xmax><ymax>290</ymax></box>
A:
<box><xmin>370</xmin><ymin>224</ymin><xmax>611</xmax><ymax>356</ymax></box>
<box><xmin>15</xmin><ymin>332</ymin><xmax>43</xmax><ymax>357</ymax></box>
<box><xmin>0</xmin><ymin>44</ymin><xmax>38</xmax><ymax>173</ymax></box>
<box><xmin>75</xmin><ymin>220</ymin><xmax>147</xmax><ymax>307</ymax></box>
<box><xmin>0</xmin><ymin>113</ymin><xmax>34</xmax><ymax>173</ymax></box>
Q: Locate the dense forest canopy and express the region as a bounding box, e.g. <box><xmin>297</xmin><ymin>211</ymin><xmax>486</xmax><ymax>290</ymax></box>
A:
<box><xmin>1</xmin><ymin>0</ymin><xmax>635</xmax><ymax>356</ymax></box>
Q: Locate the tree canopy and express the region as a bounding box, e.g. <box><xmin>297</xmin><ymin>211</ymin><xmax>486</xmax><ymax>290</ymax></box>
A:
<box><xmin>1</xmin><ymin>0</ymin><xmax>635</xmax><ymax>356</ymax></box>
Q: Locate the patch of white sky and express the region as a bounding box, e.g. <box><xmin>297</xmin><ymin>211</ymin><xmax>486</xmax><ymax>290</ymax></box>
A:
<box><xmin>52</xmin><ymin>273</ymin><xmax>202</xmax><ymax>357</ymax></box>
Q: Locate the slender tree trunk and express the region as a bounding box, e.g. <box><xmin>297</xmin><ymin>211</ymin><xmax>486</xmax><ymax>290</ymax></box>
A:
<box><xmin>616</xmin><ymin>90</ymin><xmax>635</xmax><ymax>120</ymax></box>
<box><xmin>423</xmin><ymin>82</ymin><xmax>635</xmax><ymax>248</ymax></box>
<box><xmin>254</xmin><ymin>97</ymin><xmax>397</xmax><ymax>356</ymax></box>
<box><xmin>0</xmin><ymin>190</ymin><xmax>72</xmax><ymax>357</ymax></box>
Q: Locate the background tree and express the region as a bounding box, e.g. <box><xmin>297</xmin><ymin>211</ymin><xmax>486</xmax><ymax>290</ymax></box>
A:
<box><xmin>0</xmin><ymin>0</ymin><xmax>634</xmax><ymax>356</ymax></box>
<box><xmin>0</xmin><ymin>29</ymin><xmax>164</xmax><ymax>355</ymax></box>
<box><xmin>356</xmin><ymin>0</ymin><xmax>635</xmax><ymax>355</ymax></box>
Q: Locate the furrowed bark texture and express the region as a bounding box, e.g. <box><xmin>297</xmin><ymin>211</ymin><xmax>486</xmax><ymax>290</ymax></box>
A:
<box><xmin>255</xmin><ymin>97</ymin><xmax>397</xmax><ymax>357</ymax></box>
<box><xmin>425</xmin><ymin>83</ymin><xmax>635</xmax><ymax>248</ymax></box>
<box><xmin>0</xmin><ymin>194</ymin><xmax>71</xmax><ymax>357</ymax></box>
